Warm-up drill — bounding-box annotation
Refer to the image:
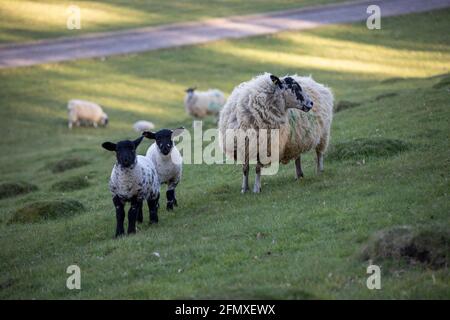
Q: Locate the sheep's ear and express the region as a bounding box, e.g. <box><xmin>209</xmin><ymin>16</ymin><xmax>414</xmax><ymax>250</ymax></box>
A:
<box><xmin>171</xmin><ymin>127</ymin><xmax>185</xmax><ymax>138</ymax></box>
<box><xmin>142</xmin><ymin>131</ymin><xmax>156</xmax><ymax>139</ymax></box>
<box><xmin>270</xmin><ymin>74</ymin><xmax>282</xmax><ymax>89</ymax></box>
<box><xmin>133</xmin><ymin>136</ymin><xmax>144</xmax><ymax>148</ymax></box>
<box><xmin>102</xmin><ymin>142</ymin><xmax>116</xmax><ymax>151</ymax></box>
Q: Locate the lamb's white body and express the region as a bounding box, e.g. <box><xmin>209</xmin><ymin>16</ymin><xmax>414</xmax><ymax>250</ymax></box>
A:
<box><xmin>109</xmin><ymin>155</ymin><xmax>160</xmax><ymax>201</ymax></box>
<box><xmin>219</xmin><ymin>73</ymin><xmax>333</xmax><ymax>192</ymax></box>
<box><xmin>67</xmin><ymin>99</ymin><xmax>108</xmax><ymax>129</ymax></box>
<box><xmin>133</xmin><ymin>120</ymin><xmax>155</xmax><ymax>132</ymax></box>
<box><xmin>184</xmin><ymin>89</ymin><xmax>226</xmax><ymax>118</ymax></box>
<box><xmin>145</xmin><ymin>144</ymin><xmax>182</xmax><ymax>189</ymax></box>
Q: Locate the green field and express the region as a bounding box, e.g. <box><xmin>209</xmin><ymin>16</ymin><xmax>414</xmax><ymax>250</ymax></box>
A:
<box><xmin>0</xmin><ymin>0</ymin><xmax>343</xmax><ymax>43</ymax></box>
<box><xmin>0</xmin><ymin>9</ymin><xmax>449</xmax><ymax>299</ymax></box>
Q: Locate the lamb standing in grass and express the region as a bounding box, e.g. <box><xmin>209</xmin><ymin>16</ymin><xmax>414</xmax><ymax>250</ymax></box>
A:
<box><xmin>219</xmin><ymin>73</ymin><xmax>333</xmax><ymax>193</ymax></box>
<box><xmin>184</xmin><ymin>87</ymin><xmax>226</xmax><ymax>119</ymax></box>
<box><xmin>68</xmin><ymin>99</ymin><xmax>108</xmax><ymax>129</ymax></box>
<box><xmin>143</xmin><ymin>128</ymin><xmax>184</xmax><ymax>210</ymax></box>
<box><xmin>102</xmin><ymin>136</ymin><xmax>160</xmax><ymax>237</ymax></box>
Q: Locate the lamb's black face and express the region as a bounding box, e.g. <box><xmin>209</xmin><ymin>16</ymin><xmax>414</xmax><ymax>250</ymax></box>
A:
<box><xmin>283</xmin><ymin>76</ymin><xmax>314</xmax><ymax>112</ymax></box>
<box><xmin>101</xmin><ymin>136</ymin><xmax>143</xmax><ymax>168</ymax></box>
<box><xmin>154</xmin><ymin>129</ymin><xmax>174</xmax><ymax>156</ymax></box>
<box><xmin>143</xmin><ymin>127</ymin><xmax>185</xmax><ymax>156</ymax></box>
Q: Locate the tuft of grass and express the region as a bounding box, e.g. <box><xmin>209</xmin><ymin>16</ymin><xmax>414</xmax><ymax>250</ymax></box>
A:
<box><xmin>361</xmin><ymin>226</ymin><xmax>450</xmax><ymax>269</ymax></box>
<box><xmin>50</xmin><ymin>175</ymin><xmax>90</xmax><ymax>192</ymax></box>
<box><xmin>328</xmin><ymin>138</ymin><xmax>409</xmax><ymax>161</ymax></box>
<box><xmin>374</xmin><ymin>92</ymin><xmax>398</xmax><ymax>101</ymax></box>
<box><xmin>0</xmin><ymin>182</ymin><xmax>37</xmax><ymax>200</ymax></box>
<box><xmin>432</xmin><ymin>75</ymin><xmax>450</xmax><ymax>89</ymax></box>
<box><xmin>9</xmin><ymin>200</ymin><xmax>85</xmax><ymax>224</ymax></box>
<box><xmin>46</xmin><ymin>157</ymin><xmax>90</xmax><ymax>173</ymax></box>
<box><xmin>335</xmin><ymin>100</ymin><xmax>361</xmax><ymax>112</ymax></box>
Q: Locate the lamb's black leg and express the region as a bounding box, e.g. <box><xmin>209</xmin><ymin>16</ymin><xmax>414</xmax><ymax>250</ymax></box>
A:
<box><xmin>241</xmin><ymin>161</ymin><xmax>250</xmax><ymax>193</ymax></box>
<box><xmin>127</xmin><ymin>197</ymin><xmax>139</xmax><ymax>235</ymax></box>
<box><xmin>166</xmin><ymin>189</ymin><xmax>175</xmax><ymax>211</ymax></box>
<box><xmin>148</xmin><ymin>193</ymin><xmax>160</xmax><ymax>224</ymax></box>
<box><xmin>113</xmin><ymin>195</ymin><xmax>125</xmax><ymax>238</ymax></box>
<box><xmin>136</xmin><ymin>200</ymin><xmax>143</xmax><ymax>224</ymax></box>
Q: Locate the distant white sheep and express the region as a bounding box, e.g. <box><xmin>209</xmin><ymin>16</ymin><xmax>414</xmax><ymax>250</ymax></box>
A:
<box><xmin>184</xmin><ymin>88</ymin><xmax>226</xmax><ymax>119</ymax></box>
<box><xmin>219</xmin><ymin>73</ymin><xmax>333</xmax><ymax>193</ymax></box>
<box><xmin>133</xmin><ymin>120</ymin><xmax>155</xmax><ymax>132</ymax></box>
<box><xmin>67</xmin><ymin>99</ymin><xmax>108</xmax><ymax>129</ymax></box>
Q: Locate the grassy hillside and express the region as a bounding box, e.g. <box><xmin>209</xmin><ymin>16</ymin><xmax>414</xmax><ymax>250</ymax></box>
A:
<box><xmin>0</xmin><ymin>0</ymin><xmax>343</xmax><ymax>43</ymax></box>
<box><xmin>0</xmin><ymin>9</ymin><xmax>449</xmax><ymax>299</ymax></box>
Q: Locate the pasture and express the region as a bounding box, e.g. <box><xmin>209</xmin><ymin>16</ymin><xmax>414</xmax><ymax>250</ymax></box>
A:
<box><xmin>0</xmin><ymin>9</ymin><xmax>449</xmax><ymax>299</ymax></box>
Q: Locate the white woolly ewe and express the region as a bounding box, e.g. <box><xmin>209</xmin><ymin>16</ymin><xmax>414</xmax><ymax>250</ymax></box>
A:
<box><xmin>184</xmin><ymin>88</ymin><xmax>226</xmax><ymax>118</ymax></box>
<box><xmin>218</xmin><ymin>73</ymin><xmax>333</xmax><ymax>193</ymax></box>
<box><xmin>133</xmin><ymin>120</ymin><xmax>155</xmax><ymax>132</ymax></box>
<box><xmin>67</xmin><ymin>99</ymin><xmax>108</xmax><ymax>129</ymax></box>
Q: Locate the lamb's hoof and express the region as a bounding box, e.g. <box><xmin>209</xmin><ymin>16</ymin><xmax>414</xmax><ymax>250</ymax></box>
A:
<box><xmin>150</xmin><ymin>219</ymin><xmax>158</xmax><ymax>225</ymax></box>
<box><xmin>241</xmin><ymin>187</ymin><xmax>249</xmax><ymax>194</ymax></box>
<box><xmin>174</xmin><ymin>199</ymin><xmax>178</xmax><ymax>207</ymax></box>
<box><xmin>115</xmin><ymin>232</ymin><xmax>125</xmax><ymax>238</ymax></box>
<box><xmin>167</xmin><ymin>202</ymin><xmax>174</xmax><ymax>211</ymax></box>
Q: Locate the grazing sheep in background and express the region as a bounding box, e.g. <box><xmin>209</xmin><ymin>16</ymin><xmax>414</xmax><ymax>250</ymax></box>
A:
<box><xmin>184</xmin><ymin>87</ymin><xmax>226</xmax><ymax>119</ymax></box>
<box><xmin>219</xmin><ymin>73</ymin><xmax>333</xmax><ymax>193</ymax></box>
<box><xmin>68</xmin><ymin>99</ymin><xmax>108</xmax><ymax>129</ymax></box>
<box><xmin>102</xmin><ymin>136</ymin><xmax>160</xmax><ymax>237</ymax></box>
<box><xmin>133</xmin><ymin>120</ymin><xmax>155</xmax><ymax>132</ymax></box>
<box><xmin>143</xmin><ymin>128</ymin><xmax>184</xmax><ymax>210</ymax></box>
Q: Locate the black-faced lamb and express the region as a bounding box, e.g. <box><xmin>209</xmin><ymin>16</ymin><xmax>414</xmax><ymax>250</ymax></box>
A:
<box><xmin>218</xmin><ymin>73</ymin><xmax>333</xmax><ymax>193</ymax></box>
<box><xmin>184</xmin><ymin>87</ymin><xmax>226</xmax><ymax>119</ymax></box>
<box><xmin>143</xmin><ymin>128</ymin><xmax>184</xmax><ymax>210</ymax></box>
<box><xmin>68</xmin><ymin>99</ymin><xmax>108</xmax><ymax>129</ymax></box>
<box><xmin>102</xmin><ymin>136</ymin><xmax>160</xmax><ymax>237</ymax></box>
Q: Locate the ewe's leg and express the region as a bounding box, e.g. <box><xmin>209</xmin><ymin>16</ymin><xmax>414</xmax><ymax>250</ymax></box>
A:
<box><xmin>127</xmin><ymin>197</ymin><xmax>139</xmax><ymax>234</ymax></box>
<box><xmin>136</xmin><ymin>200</ymin><xmax>143</xmax><ymax>224</ymax></box>
<box><xmin>295</xmin><ymin>156</ymin><xmax>304</xmax><ymax>179</ymax></box>
<box><xmin>316</xmin><ymin>150</ymin><xmax>324</xmax><ymax>173</ymax></box>
<box><xmin>112</xmin><ymin>196</ymin><xmax>125</xmax><ymax>237</ymax></box>
<box><xmin>148</xmin><ymin>193</ymin><xmax>160</xmax><ymax>224</ymax></box>
<box><xmin>241</xmin><ymin>162</ymin><xmax>250</xmax><ymax>193</ymax></box>
<box><xmin>253</xmin><ymin>163</ymin><xmax>262</xmax><ymax>193</ymax></box>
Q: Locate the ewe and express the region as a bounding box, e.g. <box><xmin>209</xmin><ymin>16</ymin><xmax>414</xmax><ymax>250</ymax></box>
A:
<box><xmin>68</xmin><ymin>99</ymin><xmax>108</xmax><ymax>129</ymax></box>
<box><xmin>143</xmin><ymin>128</ymin><xmax>184</xmax><ymax>210</ymax></box>
<box><xmin>102</xmin><ymin>136</ymin><xmax>160</xmax><ymax>237</ymax></box>
<box><xmin>184</xmin><ymin>87</ymin><xmax>226</xmax><ymax>119</ymax></box>
<box><xmin>219</xmin><ymin>73</ymin><xmax>333</xmax><ymax>193</ymax></box>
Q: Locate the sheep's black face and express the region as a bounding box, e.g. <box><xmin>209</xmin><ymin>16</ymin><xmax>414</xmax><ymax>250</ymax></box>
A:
<box><xmin>155</xmin><ymin>129</ymin><xmax>174</xmax><ymax>156</ymax></box>
<box><xmin>271</xmin><ymin>74</ymin><xmax>314</xmax><ymax>112</ymax></box>
<box><xmin>143</xmin><ymin>127</ymin><xmax>185</xmax><ymax>156</ymax></box>
<box><xmin>101</xmin><ymin>136</ymin><xmax>143</xmax><ymax>168</ymax></box>
<box><xmin>283</xmin><ymin>77</ymin><xmax>313</xmax><ymax>112</ymax></box>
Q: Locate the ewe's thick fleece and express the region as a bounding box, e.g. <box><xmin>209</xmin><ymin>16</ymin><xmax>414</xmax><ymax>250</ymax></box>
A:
<box><xmin>218</xmin><ymin>73</ymin><xmax>333</xmax><ymax>164</ymax></box>
<box><xmin>67</xmin><ymin>99</ymin><xmax>107</xmax><ymax>126</ymax></box>
<box><xmin>184</xmin><ymin>89</ymin><xmax>226</xmax><ymax>118</ymax></box>
<box><xmin>146</xmin><ymin>143</ymin><xmax>182</xmax><ymax>188</ymax></box>
<box><xmin>109</xmin><ymin>155</ymin><xmax>160</xmax><ymax>201</ymax></box>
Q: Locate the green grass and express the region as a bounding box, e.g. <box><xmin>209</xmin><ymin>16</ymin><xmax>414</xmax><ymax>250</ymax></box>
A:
<box><xmin>0</xmin><ymin>9</ymin><xmax>449</xmax><ymax>299</ymax></box>
<box><xmin>0</xmin><ymin>0</ymin><xmax>343</xmax><ymax>44</ymax></box>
